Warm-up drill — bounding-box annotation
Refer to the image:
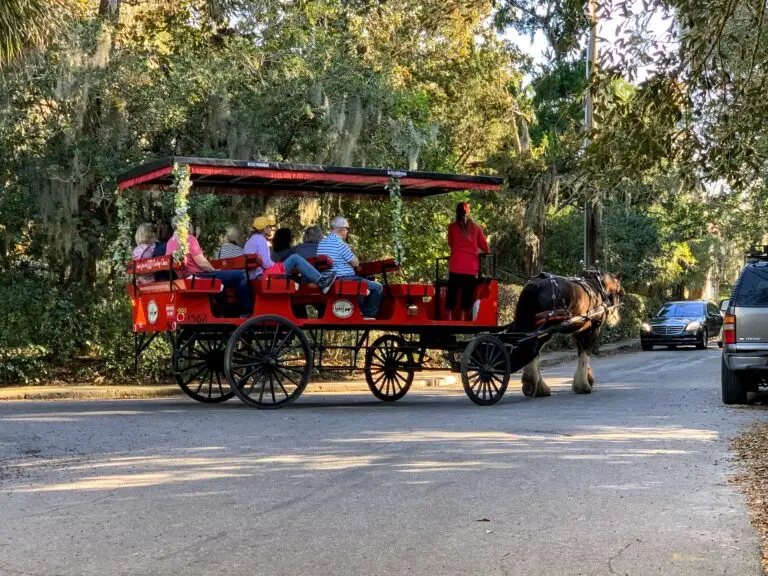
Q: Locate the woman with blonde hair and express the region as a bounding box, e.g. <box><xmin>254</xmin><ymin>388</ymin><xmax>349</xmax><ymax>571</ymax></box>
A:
<box><xmin>216</xmin><ymin>224</ymin><xmax>245</xmax><ymax>259</ymax></box>
<box><xmin>132</xmin><ymin>222</ymin><xmax>157</xmax><ymax>284</ymax></box>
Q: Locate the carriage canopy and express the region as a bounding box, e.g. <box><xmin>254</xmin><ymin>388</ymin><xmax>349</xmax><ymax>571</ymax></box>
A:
<box><xmin>116</xmin><ymin>156</ymin><xmax>504</xmax><ymax>198</ymax></box>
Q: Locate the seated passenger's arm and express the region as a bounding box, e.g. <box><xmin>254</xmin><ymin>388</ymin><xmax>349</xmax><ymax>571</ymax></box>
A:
<box><xmin>192</xmin><ymin>252</ymin><xmax>216</xmax><ymax>272</ymax></box>
<box><xmin>349</xmin><ymin>255</ymin><xmax>360</xmax><ymax>269</ymax></box>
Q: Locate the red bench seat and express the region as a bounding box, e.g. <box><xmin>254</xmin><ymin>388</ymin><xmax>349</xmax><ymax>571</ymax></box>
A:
<box><xmin>387</xmin><ymin>283</ymin><xmax>435</xmax><ymax>298</ymax></box>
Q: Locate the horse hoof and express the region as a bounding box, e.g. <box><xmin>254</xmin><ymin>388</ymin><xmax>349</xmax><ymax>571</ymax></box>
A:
<box><xmin>522</xmin><ymin>382</ymin><xmax>535</xmax><ymax>397</ymax></box>
<box><xmin>534</xmin><ymin>388</ymin><xmax>552</xmax><ymax>398</ymax></box>
<box><xmin>573</xmin><ymin>385</ymin><xmax>592</xmax><ymax>394</ymax></box>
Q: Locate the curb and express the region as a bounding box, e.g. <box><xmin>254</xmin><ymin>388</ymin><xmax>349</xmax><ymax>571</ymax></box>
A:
<box><xmin>0</xmin><ymin>340</ymin><xmax>640</xmax><ymax>401</ymax></box>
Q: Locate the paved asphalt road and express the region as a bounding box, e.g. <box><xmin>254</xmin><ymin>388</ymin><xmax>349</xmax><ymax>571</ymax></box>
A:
<box><xmin>0</xmin><ymin>346</ymin><xmax>765</xmax><ymax>575</ymax></box>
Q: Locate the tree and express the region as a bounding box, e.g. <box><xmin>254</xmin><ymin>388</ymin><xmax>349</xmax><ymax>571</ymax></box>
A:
<box><xmin>0</xmin><ymin>0</ymin><xmax>72</xmax><ymax>67</ymax></box>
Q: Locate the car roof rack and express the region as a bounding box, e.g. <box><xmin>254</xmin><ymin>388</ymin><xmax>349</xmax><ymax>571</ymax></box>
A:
<box><xmin>746</xmin><ymin>245</ymin><xmax>768</xmax><ymax>264</ymax></box>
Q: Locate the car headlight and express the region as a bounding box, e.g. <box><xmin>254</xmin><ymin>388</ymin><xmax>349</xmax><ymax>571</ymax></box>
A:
<box><xmin>641</xmin><ymin>322</ymin><xmax>651</xmax><ymax>333</ymax></box>
<box><xmin>684</xmin><ymin>321</ymin><xmax>701</xmax><ymax>332</ymax></box>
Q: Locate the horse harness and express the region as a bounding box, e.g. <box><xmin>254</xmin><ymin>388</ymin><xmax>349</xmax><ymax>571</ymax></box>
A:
<box><xmin>533</xmin><ymin>272</ymin><xmax>611</xmax><ymax>329</ymax></box>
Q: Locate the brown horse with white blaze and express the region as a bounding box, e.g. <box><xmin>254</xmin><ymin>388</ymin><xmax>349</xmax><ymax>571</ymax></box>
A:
<box><xmin>512</xmin><ymin>271</ymin><xmax>624</xmax><ymax>397</ymax></box>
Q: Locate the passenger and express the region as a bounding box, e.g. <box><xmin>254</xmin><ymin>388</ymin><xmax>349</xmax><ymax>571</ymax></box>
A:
<box><xmin>244</xmin><ymin>214</ymin><xmax>337</xmax><ymax>293</ymax></box>
<box><xmin>446</xmin><ymin>202</ymin><xmax>489</xmax><ymax>321</ymax></box>
<box><xmin>292</xmin><ymin>226</ymin><xmax>324</xmax><ymax>259</ymax></box>
<box><xmin>271</xmin><ymin>227</ymin><xmax>294</xmax><ymax>261</ymax></box>
<box><xmin>165</xmin><ymin>216</ymin><xmax>253</xmax><ymax>317</ymax></box>
<box><xmin>132</xmin><ymin>223</ymin><xmax>157</xmax><ymax>284</ymax></box>
<box><xmin>216</xmin><ymin>225</ymin><xmax>245</xmax><ymax>259</ymax></box>
<box><xmin>318</xmin><ymin>216</ymin><xmax>382</xmax><ymax>320</ymax></box>
<box><xmin>152</xmin><ymin>222</ymin><xmax>174</xmax><ymax>281</ymax></box>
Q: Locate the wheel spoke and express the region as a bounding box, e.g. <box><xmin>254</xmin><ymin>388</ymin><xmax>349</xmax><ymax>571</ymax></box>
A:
<box><xmin>268</xmin><ymin>372</ymin><xmax>277</xmax><ymax>403</ymax></box>
<box><xmin>184</xmin><ymin>363</ymin><xmax>209</xmax><ymax>388</ymax></box>
<box><xmin>216</xmin><ymin>371</ymin><xmax>225</xmax><ymax>397</ymax></box>
<box><xmin>274</xmin><ymin>366</ymin><xmax>301</xmax><ymax>391</ymax></box>
<box><xmin>274</xmin><ymin>373</ymin><xmax>292</xmax><ymax>399</ymax></box>
<box><xmin>194</xmin><ymin>369</ymin><xmax>210</xmax><ymax>395</ymax></box>
<box><xmin>177</xmin><ymin>360</ymin><xmax>208</xmax><ymax>374</ymax></box>
<box><xmin>237</xmin><ymin>365</ymin><xmax>264</xmax><ymax>387</ymax></box>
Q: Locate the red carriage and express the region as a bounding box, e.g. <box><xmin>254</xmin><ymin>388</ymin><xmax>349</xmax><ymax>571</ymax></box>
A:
<box><xmin>120</xmin><ymin>157</ymin><xmax>549</xmax><ymax>408</ymax></box>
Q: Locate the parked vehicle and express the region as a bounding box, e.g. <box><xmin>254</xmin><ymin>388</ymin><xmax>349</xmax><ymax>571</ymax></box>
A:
<box><xmin>722</xmin><ymin>254</ymin><xmax>768</xmax><ymax>404</ymax></box>
<box><xmin>640</xmin><ymin>300</ymin><xmax>723</xmax><ymax>351</ymax></box>
<box><xmin>717</xmin><ymin>298</ymin><xmax>730</xmax><ymax>348</ymax></box>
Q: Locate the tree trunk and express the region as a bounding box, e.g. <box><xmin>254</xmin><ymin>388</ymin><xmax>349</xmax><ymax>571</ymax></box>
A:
<box><xmin>99</xmin><ymin>0</ymin><xmax>120</xmax><ymax>21</ymax></box>
<box><xmin>521</xmin><ymin>169</ymin><xmax>557</xmax><ymax>277</ymax></box>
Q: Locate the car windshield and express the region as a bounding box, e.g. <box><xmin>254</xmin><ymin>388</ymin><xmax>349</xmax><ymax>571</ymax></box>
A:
<box><xmin>656</xmin><ymin>303</ymin><xmax>704</xmax><ymax>318</ymax></box>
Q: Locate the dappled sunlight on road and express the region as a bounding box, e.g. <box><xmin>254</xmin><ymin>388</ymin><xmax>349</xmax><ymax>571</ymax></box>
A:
<box><xmin>331</xmin><ymin>426</ymin><xmax>717</xmax><ymax>444</ymax></box>
<box><xmin>5</xmin><ymin>423</ymin><xmax>717</xmax><ymax>493</ymax></box>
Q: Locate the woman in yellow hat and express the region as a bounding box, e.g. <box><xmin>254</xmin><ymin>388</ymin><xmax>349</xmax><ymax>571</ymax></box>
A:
<box><xmin>244</xmin><ymin>214</ymin><xmax>336</xmax><ymax>293</ymax></box>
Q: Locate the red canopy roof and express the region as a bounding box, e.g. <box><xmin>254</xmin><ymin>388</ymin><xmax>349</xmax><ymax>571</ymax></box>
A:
<box><xmin>116</xmin><ymin>157</ymin><xmax>503</xmax><ymax>199</ymax></box>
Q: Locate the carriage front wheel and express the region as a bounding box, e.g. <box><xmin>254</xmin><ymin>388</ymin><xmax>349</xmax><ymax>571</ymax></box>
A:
<box><xmin>461</xmin><ymin>334</ymin><xmax>511</xmax><ymax>406</ymax></box>
<box><xmin>224</xmin><ymin>315</ymin><xmax>312</xmax><ymax>409</ymax></box>
<box><xmin>364</xmin><ymin>334</ymin><xmax>416</xmax><ymax>402</ymax></box>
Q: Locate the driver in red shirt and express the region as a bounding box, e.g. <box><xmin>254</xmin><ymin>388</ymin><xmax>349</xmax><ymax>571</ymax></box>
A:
<box><xmin>446</xmin><ymin>202</ymin><xmax>490</xmax><ymax>321</ymax></box>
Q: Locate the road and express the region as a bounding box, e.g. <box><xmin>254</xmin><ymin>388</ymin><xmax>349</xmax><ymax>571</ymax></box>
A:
<box><xmin>0</xmin><ymin>346</ymin><xmax>764</xmax><ymax>575</ymax></box>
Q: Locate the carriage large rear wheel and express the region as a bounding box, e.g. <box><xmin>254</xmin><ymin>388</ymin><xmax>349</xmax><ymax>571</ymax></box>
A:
<box><xmin>224</xmin><ymin>315</ymin><xmax>312</xmax><ymax>409</ymax></box>
<box><xmin>461</xmin><ymin>334</ymin><xmax>511</xmax><ymax>406</ymax></box>
<box><xmin>173</xmin><ymin>329</ymin><xmax>234</xmax><ymax>403</ymax></box>
<box><xmin>364</xmin><ymin>335</ymin><xmax>415</xmax><ymax>402</ymax></box>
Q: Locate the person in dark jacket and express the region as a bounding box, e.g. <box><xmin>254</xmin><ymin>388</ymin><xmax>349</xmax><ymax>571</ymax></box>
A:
<box><xmin>271</xmin><ymin>227</ymin><xmax>294</xmax><ymax>261</ymax></box>
<box><xmin>290</xmin><ymin>226</ymin><xmax>323</xmax><ymax>260</ymax></box>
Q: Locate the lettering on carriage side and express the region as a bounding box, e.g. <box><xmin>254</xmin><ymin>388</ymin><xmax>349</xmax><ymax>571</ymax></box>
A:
<box><xmin>147</xmin><ymin>300</ymin><xmax>159</xmax><ymax>325</ymax></box>
<box><xmin>247</xmin><ymin>161</ymin><xmax>270</xmax><ymax>168</ymax></box>
<box><xmin>387</xmin><ymin>170</ymin><xmax>407</xmax><ymax>178</ymax></box>
<box><xmin>176</xmin><ymin>307</ymin><xmax>187</xmax><ymax>322</ymax></box>
<box><xmin>332</xmin><ymin>299</ymin><xmax>354</xmax><ymax>319</ymax></box>
<box><xmin>165</xmin><ymin>304</ymin><xmax>175</xmax><ymax>319</ymax></box>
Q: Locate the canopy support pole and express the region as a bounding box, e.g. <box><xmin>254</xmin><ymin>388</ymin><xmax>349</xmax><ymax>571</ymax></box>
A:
<box><xmin>386</xmin><ymin>176</ymin><xmax>404</xmax><ymax>265</ymax></box>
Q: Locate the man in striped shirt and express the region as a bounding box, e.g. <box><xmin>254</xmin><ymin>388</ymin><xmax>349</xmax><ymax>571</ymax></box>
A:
<box><xmin>318</xmin><ymin>216</ymin><xmax>382</xmax><ymax>319</ymax></box>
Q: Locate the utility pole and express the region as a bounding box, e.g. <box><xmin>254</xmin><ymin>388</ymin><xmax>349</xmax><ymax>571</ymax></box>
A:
<box><xmin>583</xmin><ymin>0</ymin><xmax>599</xmax><ymax>268</ymax></box>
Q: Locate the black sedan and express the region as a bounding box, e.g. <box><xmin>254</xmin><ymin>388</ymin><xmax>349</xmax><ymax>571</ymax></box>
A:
<box><xmin>640</xmin><ymin>300</ymin><xmax>723</xmax><ymax>351</ymax></box>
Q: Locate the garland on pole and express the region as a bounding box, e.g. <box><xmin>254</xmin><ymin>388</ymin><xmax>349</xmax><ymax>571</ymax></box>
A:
<box><xmin>172</xmin><ymin>163</ymin><xmax>192</xmax><ymax>263</ymax></box>
<box><xmin>113</xmin><ymin>189</ymin><xmax>135</xmax><ymax>265</ymax></box>
<box><xmin>386</xmin><ymin>176</ymin><xmax>404</xmax><ymax>265</ymax></box>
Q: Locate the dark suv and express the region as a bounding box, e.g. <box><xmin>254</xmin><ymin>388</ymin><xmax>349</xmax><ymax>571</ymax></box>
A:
<box><xmin>722</xmin><ymin>260</ymin><xmax>768</xmax><ymax>403</ymax></box>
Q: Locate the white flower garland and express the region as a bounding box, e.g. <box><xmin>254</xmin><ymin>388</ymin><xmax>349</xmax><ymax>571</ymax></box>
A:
<box><xmin>172</xmin><ymin>163</ymin><xmax>192</xmax><ymax>263</ymax></box>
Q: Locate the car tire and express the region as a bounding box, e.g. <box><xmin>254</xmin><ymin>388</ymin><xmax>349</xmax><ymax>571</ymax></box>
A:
<box><xmin>696</xmin><ymin>329</ymin><xmax>708</xmax><ymax>350</ymax></box>
<box><xmin>641</xmin><ymin>340</ymin><xmax>653</xmax><ymax>351</ymax></box>
<box><xmin>722</xmin><ymin>356</ymin><xmax>748</xmax><ymax>404</ymax></box>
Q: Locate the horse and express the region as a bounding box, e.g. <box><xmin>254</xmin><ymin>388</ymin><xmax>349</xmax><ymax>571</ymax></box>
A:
<box><xmin>511</xmin><ymin>271</ymin><xmax>624</xmax><ymax>397</ymax></box>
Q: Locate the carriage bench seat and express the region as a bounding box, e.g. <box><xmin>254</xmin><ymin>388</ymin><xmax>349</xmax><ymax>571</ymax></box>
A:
<box><xmin>306</xmin><ymin>255</ymin><xmax>333</xmax><ymax>272</ymax></box>
<box><xmin>387</xmin><ymin>283</ymin><xmax>435</xmax><ymax>298</ymax></box>
<box><xmin>252</xmin><ymin>275</ymin><xmax>299</xmax><ymax>295</ymax></box>
<box><xmin>356</xmin><ymin>258</ymin><xmax>400</xmax><ymax>277</ymax></box>
<box><xmin>133</xmin><ymin>277</ymin><xmax>224</xmax><ymax>296</ymax></box>
<box><xmin>294</xmin><ymin>279</ymin><xmax>370</xmax><ymax>300</ymax></box>
<box><xmin>127</xmin><ymin>256</ymin><xmax>224</xmax><ymax>295</ymax></box>
<box><xmin>210</xmin><ymin>254</ymin><xmax>263</xmax><ymax>271</ymax></box>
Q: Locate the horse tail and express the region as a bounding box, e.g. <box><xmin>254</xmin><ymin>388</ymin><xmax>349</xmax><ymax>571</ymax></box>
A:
<box><xmin>512</xmin><ymin>279</ymin><xmax>545</xmax><ymax>333</ymax></box>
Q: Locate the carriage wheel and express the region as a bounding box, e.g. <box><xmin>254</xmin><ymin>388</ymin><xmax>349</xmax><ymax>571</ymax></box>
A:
<box><xmin>461</xmin><ymin>334</ymin><xmax>511</xmax><ymax>406</ymax></box>
<box><xmin>224</xmin><ymin>315</ymin><xmax>312</xmax><ymax>409</ymax></box>
<box><xmin>364</xmin><ymin>335</ymin><xmax>415</xmax><ymax>402</ymax></box>
<box><xmin>173</xmin><ymin>330</ymin><xmax>234</xmax><ymax>403</ymax></box>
